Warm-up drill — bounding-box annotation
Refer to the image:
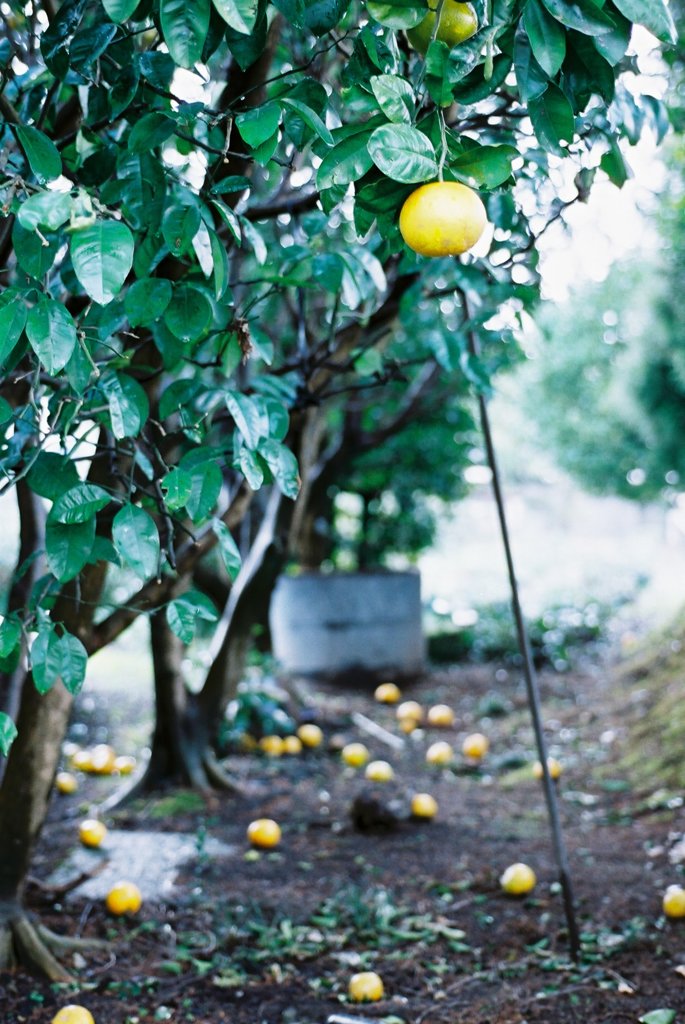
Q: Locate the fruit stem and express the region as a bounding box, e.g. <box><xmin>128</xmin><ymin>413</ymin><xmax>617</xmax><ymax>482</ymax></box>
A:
<box><xmin>437</xmin><ymin>110</ymin><xmax>448</xmax><ymax>181</ymax></box>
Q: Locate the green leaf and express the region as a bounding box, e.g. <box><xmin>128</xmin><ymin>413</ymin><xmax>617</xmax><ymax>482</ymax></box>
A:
<box><xmin>258</xmin><ymin>439</ymin><xmax>300</xmax><ymax>499</ymax></box>
<box><xmin>514</xmin><ymin>29</ymin><xmax>549</xmax><ymax>102</ymax></box>
<box><xmin>101</xmin><ymin>372</ymin><xmax>150</xmax><ymax>438</ymax></box>
<box><xmin>370</xmin><ymin>74</ymin><xmax>415</xmax><ymax>124</ymax></box>
<box><xmin>70</xmin><ymin>221</ymin><xmax>135</xmax><ymax>305</ymax></box>
<box><xmin>112</xmin><ymin>504</ymin><xmax>160</xmax><ymax>579</ymax></box>
<box><xmin>226</xmin><ymin>390</ymin><xmax>267</xmax><ymax>449</ymax></box>
<box><xmin>15</xmin><ymin>125</ymin><xmax>62</xmax><ymax>183</ymax></box>
<box><xmin>162</xmin><ymin>201</ymin><xmax>201</xmax><ymax>256</ymax></box>
<box><xmin>162</xmin><ymin>467</ymin><xmax>193</xmax><ymax>511</ymax></box>
<box><xmin>17</xmin><ymin>190</ymin><xmax>72</xmax><ymax>231</ymax></box>
<box><xmin>213</xmin><ymin>518</ymin><xmax>242</xmax><ymax>580</ymax></box>
<box><xmin>365</xmin><ymin>0</ymin><xmax>425</xmax><ymax>29</ymax></box>
<box><xmin>523</xmin><ymin>0</ymin><xmax>566</xmax><ymax>77</ymax></box>
<box><xmin>186</xmin><ymin>462</ymin><xmax>223</xmax><ymax>521</ymax></box>
<box><xmin>0</xmin><ymin>300</ymin><xmax>27</xmax><ymax>367</ymax></box>
<box><xmin>52</xmin><ymin>483</ymin><xmax>112</xmax><ymax>524</ymax></box>
<box><xmin>129</xmin><ymin>112</ymin><xmax>176</xmax><ymax>153</ymax></box>
<box><xmin>26</xmin><ymin>297</ymin><xmax>77</xmax><ymax>373</ymax></box>
<box><xmin>528</xmin><ymin>83</ymin><xmax>575</xmax><ymax>154</ymax></box>
<box><xmin>279</xmin><ymin>98</ymin><xmax>334</xmax><ymax>146</ymax></box>
<box><xmin>0</xmin><ymin>616</ymin><xmax>21</xmax><ymax>658</ymax></box>
<box><xmin>160</xmin><ymin>0</ymin><xmax>210</xmax><ymax>67</ymax></box>
<box><xmin>56</xmin><ymin>631</ymin><xmax>88</xmax><ymax>695</ymax></box>
<box><xmin>0</xmin><ymin>712</ymin><xmax>18</xmax><ymax>757</ymax></box>
<box><xmin>611</xmin><ymin>0</ymin><xmax>676</xmax><ymax>43</ymax></box>
<box><xmin>211</xmin><ymin>0</ymin><xmax>258</xmax><ymax>33</ymax></box>
<box><xmin>638</xmin><ymin>1013</ymin><xmax>676</xmax><ymax>1024</ymax></box>
<box><xmin>538</xmin><ymin>0</ymin><xmax>615</xmax><ymax>36</ymax></box>
<box><xmin>125</xmin><ymin>278</ymin><xmax>173</xmax><ymax>327</ymax></box>
<box><xmin>164</xmin><ymin>284</ymin><xmax>214</xmax><ymax>341</ymax></box>
<box><xmin>27</xmin><ymin>452</ymin><xmax>79</xmax><ymax>501</ymax></box>
<box><xmin>236</xmin><ymin>102</ymin><xmax>281</xmax><ymax>148</ymax></box>
<box><xmin>211</xmin><ymin>199</ymin><xmax>242</xmax><ymax>244</ymax></box>
<box><xmin>368</xmin><ymin>124</ymin><xmax>438</xmax><ymax>184</ymax></box>
<box><xmin>316</xmin><ymin>130</ymin><xmax>375</xmax><ymax>191</ymax></box>
<box><xmin>30</xmin><ymin>627</ymin><xmax>62</xmax><ymax>694</ymax></box>
<box><xmin>12</xmin><ymin>221</ymin><xmax>58</xmax><ymax>279</ymax></box>
<box><xmin>166</xmin><ymin>589</ymin><xmax>218</xmax><ymax>644</ymax></box>
<box><xmin>600</xmin><ymin>137</ymin><xmax>631</xmax><ymax>187</ymax></box>
<box><xmin>46</xmin><ymin>518</ymin><xmax>96</xmax><ymax>581</ymax></box>
<box><xmin>102</xmin><ymin>0</ymin><xmax>139</xmax><ymax>22</ymax></box>
<box><xmin>238</xmin><ymin>446</ymin><xmax>264</xmax><ymax>489</ymax></box>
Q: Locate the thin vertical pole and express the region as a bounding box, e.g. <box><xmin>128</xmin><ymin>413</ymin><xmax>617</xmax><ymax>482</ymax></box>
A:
<box><xmin>467</xmin><ymin>329</ymin><xmax>581</xmax><ymax>961</ymax></box>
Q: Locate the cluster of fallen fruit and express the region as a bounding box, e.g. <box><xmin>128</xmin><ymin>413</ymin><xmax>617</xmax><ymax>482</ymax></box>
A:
<box><xmin>49</xmin><ymin>679</ymin><xmax>685</xmax><ymax>1023</ymax></box>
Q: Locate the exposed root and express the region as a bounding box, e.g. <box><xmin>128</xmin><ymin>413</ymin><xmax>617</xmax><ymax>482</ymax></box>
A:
<box><xmin>11</xmin><ymin>914</ymin><xmax>75</xmax><ymax>982</ymax></box>
<box><xmin>36</xmin><ymin>923</ymin><xmax>112</xmax><ymax>954</ymax></box>
<box><xmin>202</xmin><ymin>750</ymin><xmax>245</xmax><ymax>794</ymax></box>
<box><xmin>27</xmin><ymin>862</ymin><xmax>107</xmax><ymax>898</ymax></box>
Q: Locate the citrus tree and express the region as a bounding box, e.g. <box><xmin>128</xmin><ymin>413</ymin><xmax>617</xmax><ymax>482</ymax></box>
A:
<box><xmin>0</xmin><ymin>0</ymin><xmax>673</xmax><ymax>977</ymax></box>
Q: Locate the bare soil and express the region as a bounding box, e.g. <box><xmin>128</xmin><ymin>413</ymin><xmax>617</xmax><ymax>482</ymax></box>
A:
<box><xmin>3</xmin><ymin>656</ymin><xmax>685</xmax><ymax>1024</ymax></box>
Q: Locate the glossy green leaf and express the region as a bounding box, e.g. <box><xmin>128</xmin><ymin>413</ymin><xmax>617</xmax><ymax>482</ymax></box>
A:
<box><xmin>46</xmin><ymin>518</ymin><xmax>96</xmax><ymax>581</ymax></box>
<box><xmin>102</xmin><ymin>0</ymin><xmax>139</xmax><ymax>22</ymax></box>
<box><xmin>162</xmin><ymin>202</ymin><xmax>201</xmax><ymax>256</ymax></box>
<box><xmin>52</xmin><ymin>483</ymin><xmax>112</xmax><ymax>524</ymax></box>
<box><xmin>211</xmin><ymin>199</ymin><xmax>242</xmax><ymax>244</ymax></box>
<box><xmin>30</xmin><ymin>627</ymin><xmax>62</xmax><ymax>694</ymax></box>
<box><xmin>56</xmin><ymin>632</ymin><xmax>88</xmax><ymax>695</ymax></box>
<box><xmin>523</xmin><ymin>0</ymin><xmax>566</xmax><ymax>77</ymax></box>
<box><xmin>0</xmin><ymin>300</ymin><xmax>27</xmax><ymax>367</ymax></box>
<box><xmin>611</xmin><ymin>0</ymin><xmax>675</xmax><ymax>43</ymax></box>
<box><xmin>129</xmin><ymin>112</ymin><xmax>176</xmax><ymax>153</ymax></box>
<box><xmin>316</xmin><ymin>130</ymin><xmax>375</xmax><ymax>191</ymax></box>
<box><xmin>368</xmin><ymin>124</ymin><xmax>438</xmax><ymax>184</ymax></box>
<box><xmin>238</xmin><ymin>446</ymin><xmax>264</xmax><ymax>489</ymax></box>
<box><xmin>226</xmin><ymin>390</ymin><xmax>267</xmax><ymax>449</ymax></box>
<box><xmin>125</xmin><ymin>278</ymin><xmax>173</xmax><ymax>327</ymax></box>
<box><xmin>0</xmin><ymin>712</ymin><xmax>18</xmax><ymax>757</ymax></box>
<box><xmin>211</xmin><ymin>0</ymin><xmax>257</xmax><ymax>33</ymax></box>
<box><xmin>528</xmin><ymin>83</ymin><xmax>575</xmax><ymax>154</ymax></box>
<box><xmin>0</xmin><ymin>616</ymin><xmax>21</xmax><ymax>658</ymax></box>
<box><xmin>279</xmin><ymin>97</ymin><xmax>334</xmax><ymax>145</ymax></box>
<box><xmin>186</xmin><ymin>463</ymin><xmax>223</xmax><ymax>521</ymax></box>
<box><xmin>101</xmin><ymin>372</ymin><xmax>150</xmax><ymax>438</ymax></box>
<box><xmin>12</xmin><ymin>221</ymin><xmax>58</xmax><ymax>279</ymax></box>
<box><xmin>451</xmin><ymin>144</ymin><xmax>518</xmax><ymax>189</ymax></box>
<box><xmin>365</xmin><ymin>0</ymin><xmax>425</xmax><ymax>29</ymax></box>
<box><xmin>538</xmin><ymin>0</ymin><xmax>614</xmax><ymax>35</ymax></box>
<box><xmin>164</xmin><ymin>284</ymin><xmax>214</xmax><ymax>341</ymax></box>
<box><xmin>160</xmin><ymin>0</ymin><xmax>211</xmax><ymax>68</ymax></box>
<box><xmin>16</xmin><ymin>125</ymin><xmax>62</xmax><ymax>183</ymax></box>
<box><xmin>370</xmin><ymin>75</ymin><xmax>415</xmax><ymax>124</ymax></box>
<box><xmin>112</xmin><ymin>504</ymin><xmax>160</xmax><ymax>579</ymax></box>
<box><xmin>162</xmin><ymin>467</ymin><xmax>194</xmax><ymax>511</ymax></box>
<box><xmin>27</xmin><ymin>452</ymin><xmax>79</xmax><ymax>501</ymax></box>
<box><xmin>70</xmin><ymin>221</ymin><xmax>135</xmax><ymax>305</ymax></box>
<box><xmin>213</xmin><ymin>518</ymin><xmax>242</xmax><ymax>580</ymax></box>
<box><xmin>258</xmin><ymin>439</ymin><xmax>300</xmax><ymax>499</ymax></box>
<box><xmin>26</xmin><ymin>297</ymin><xmax>77</xmax><ymax>373</ymax></box>
<box><xmin>17</xmin><ymin>190</ymin><xmax>72</xmax><ymax>231</ymax></box>
<box><xmin>166</xmin><ymin>589</ymin><xmax>218</xmax><ymax>644</ymax></box>
<box><xmin>236</xmin><ymin>102</ymin><xmax>281</xmax><ymax>148</ymax></box>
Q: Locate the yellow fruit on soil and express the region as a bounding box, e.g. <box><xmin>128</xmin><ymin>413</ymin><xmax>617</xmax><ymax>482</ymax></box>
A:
<box><xmin>663</xmin><ymin>884</ymin><xmax>685</xmax><ymax>918</ymax></box>
<box><xmin>365</xmin><ymin>759</ymin><xmax>395</xmax><ymax>782</ymax></box>
<box><xmin>56</xmin><ymin>771</ymin><xmax>79</xmax><ymax>795</ymax></box>
<box><xmin>113</xmin><ymin>755</ymin><xmax>137</xmax><ymax>775</ymax></box>
<box><xmin>406</xmin><ymin>0</ymin><xmax>477</xmax><ymax>55</ymax></box>
<box><xmin>78</xmin><ymin>819</ymin><xmax>107</xmax><ymax>848</ymax></box>
<box><xmin>282</xmin><ymin>735</ymin><xmax>303</xmax><ymax>755</ymax></box>
<box><xmin>297</xmin><ymin>723</ymin><xmax>324</xmax><ymax>748</ymax></box>
<box><xmin>410</xmin><ymin>793</ymin><xmax>438</xmax><ymax>819</ymax></box>
<box><xmin>398</xmin><ymin>717</ymin><xmax>418</xmax><ymax>734</ymax></box>
<box><xmin>342</xmin><ymin>742</ymin><xmax>370</xmax><ymax>767</ymax></box>
<box><xmin>374</xmin><ymin>682</ymin><xmax>401</xmax><ymax>704</ymax></box>
<box><xmin>400</xmin><ymin>181</ymin><xmax>487</xmax><ymax>258</ymax></box>
<box><xmin>396</xmin><ymin>700</ymin><xmax>423</xmax><ymax>723</ymax></box>
<box><xmin>532</xmin><ymin>757</ymin><xmax>562</xmax><ymax>780</ymax></box>
<box><xmin>259</xmin><ymin>735</ymin><xmax>285</xmax><ymax>757</ymax></box>
<box><xmin>247</xmin><ymin>818</ymin><xmax>282</xmax><ymax>849</ymax></box>
<box><xmin>89</xmin><ymin>743</ymin><xmax>117</xmax><ymax>775</ymax></box>
<box><xmin>427</xmin><ymin>704</ymin><xmax>455</xmax><ymax>728</ymax></box>
<box><xmin>51</xmin><ymin>1006</ymin><xmax>95</xmax><ymax>1024</ymax></box>
<box><xmin>105</xmin><ymin>881</ymin><xmax>142</xmax><ymax>916</ymax></box>
<box><xmin>462</xmin><ymin>732</ymin><xmax>489</xmax><ymax>760</ymax></box>
<box><xmin>426</xmin><ymin>740</ymin><xmax>454</xmax><ymax>766</ymax></box>
<box><xmin>348</xmin><ymin>970</ymin><xmax>385</xmax><ymax>1002</ymax></box>
<box><xmin>500</xmin><ymin>862</ymin><xmax>537</xmax><ymax>896</ymax></box>
<box><xmin>70</xmin><ymin>749</ymin><xmax>93</xmax><ymax>772</ymax></box>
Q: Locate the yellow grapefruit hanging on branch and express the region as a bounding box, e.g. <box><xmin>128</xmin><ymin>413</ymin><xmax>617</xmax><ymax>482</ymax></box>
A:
<box><xmin>407</xmin><ymin>0</ymin><xmax>478</xmax><ymax>55</ymax></box>
<box><xmin>400</xmin><ymin>181</ymin><xmax>487</xmax><ymax>258</ymax></box>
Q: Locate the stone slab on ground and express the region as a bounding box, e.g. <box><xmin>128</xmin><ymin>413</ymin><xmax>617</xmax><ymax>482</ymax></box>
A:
<box><xmin>48</xmin><ymin>830</ymin><xmax>234</xmax><ymax>901</ymax></box>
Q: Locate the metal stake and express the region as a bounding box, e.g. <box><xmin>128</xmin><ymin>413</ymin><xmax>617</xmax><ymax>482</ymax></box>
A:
<box><xmin>467</xmin><ymin>330</ymin><xmax>581</xmax><ymax>961</ymax></box>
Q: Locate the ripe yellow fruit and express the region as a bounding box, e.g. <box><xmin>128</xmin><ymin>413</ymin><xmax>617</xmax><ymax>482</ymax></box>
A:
<box><xmin>396</xmin><ymin>700</ymin><xmax>423</xmax><ymax>723</ymax></box>
<box><xmin>406</xmin><ymin>0</ymin><xmax>478</xmax><ymax>55</ymax></box>
<box><xmin>427</xmin><ymin>704</ymin><xmax>455</xmax><ymax>728</ymax></box>
<box><xmin>113</xmin><ymin>755</ymin><xmax>137</xmax><ymax>775</ymax></box>
<box><xmin>400</xmin><ymin>181</ymin><xmax>487</xmax><ymax>258</ymax></box>
<box><xmin>374</xmin><ymin>682</ymin><xmax>401</xmax><ymax>704</ymax></box>
<box><xmin>342</xmin><ymin>742</ymin><xmax>370</xmax><ymax>767</ymax></box>
<box><xmin>426</xmin><ymin>740</ymin><xmax>454</xmax><ymax>766</ymax></box>
<box><xmin>500</xmin><ymin>862</ymin><xmax>537</xmax><ymax>896</ymax></box>
<box><xmin>348</xmin><ymin>970</ymin><xmax>384</xmax><ymax>1002</ymax></box>
<box><xmin>462</xmin><ymin>732</ymin><xmax>489</xmax><ymax>760</ymax></box>
<box><xmin>410</xmin><ymin>792</ymin><xmax>438</xmax><ymax>819</ymax></box>
<box><xmin>56</xmin><ymin>771</ymin><xmax>79</xmax><ymax>795</ymax></box>
<box><xmin>398</xmin><ymin>717</ymin><xmax>418</xmax><ymax>734</ymax></box>
<box><xmin>89</xmin><ymin>743</ymin><xmax>117</xmax><ymax>775</ymax></box>
<box><xmin>663</xmin><ymin>884</ymin><xmax>685</xmax><ymax>918</ymax></box>
<box><xmin>282</xmin><ymin>735</ymin><xmax>303</xmax><ymax>755</ymax></box>
<box><xmin>259</xmin><ymin>735</ymin><xmax>285</xmax><ymax>757</ymax></box>
<box><xmin>247</xmin><ymin>818</ymin><xmax>282</xmax><ymax>849</ymax></box>
<box><xmin>365</xmin><ymin>759</ymin><xmax>395</xmax><ymax>782</ymax></box>
<box><xmin>51</xmin><ymin>1007</ymin><xmax>95</xmax><ymax>1024</ymax></box>
<box><xmin>105</xmin><ymin>881</ymin><xmax>142</xmax><ymax>916</ymax></box>
<box><xmin>78</xmin><ymin>819</ymin><xmax>107</xmax><ymax>848</ymax></box>
<box><xmin>297</xmin><ymin>723</ymin><xmax>324</xmax><ymax>748</ymax></box>
<box><xmin>533</xmin><ymin>757</ymin><xmax>562</xmax><ymax>781</ymax></box>
<box><xmin>70</xmin><ymin>749</ymin><xmax>93</xmax><ymax>772</ymax></box>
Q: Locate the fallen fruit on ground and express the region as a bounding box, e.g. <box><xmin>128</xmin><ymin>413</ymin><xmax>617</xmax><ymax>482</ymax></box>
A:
<box><xmin>113</xmin><ymin>754</ymin><xmax>137</xmax><ymax>775</ymax></box>
<box><xmin>365</xmin><ymin>759</ymin><xmax>395</xmax><ymax>782</ymax></box>
<box><xmin>406</xmin><ymin>0</ymin><xmax>477</xmax><ymax>55</ymax></box>
<box><xmin>426</xmin><ymin>740</ymin><xmax>454</xmax><ymax>766</ymax></box>
<box><xmin>259</xmin><ymin>734</ymin><xmax>285</xmax><ymax>756</ymax></box>
<box><xmin>663</xmin><ymin>884</ymin><xmax>685</xmax><ymax>918</ymax></box>
<box><xmin>89</xmin><ymin>743</ymin><xmax>117</xmax><ymax>774</ymax></box>
<box><xmin>342</xmin><ymin>742</ymin><xmax>370</xmax><ymax>767</ymax></box>
<box><xmin>51</xmin><ymin>1007</ymin><xmax>96</xmax><ymax>1024</ymax></box>
<box><xmin>297</xmin><ymin>723</ymin><xmax>324</xmax><ymax>748</ymax></box>
<box><xmin>374</xmin><ymin>682</ymin><xmax>401</xmax><ymax>703</ymax></box>
<box><xmin>533</xmin><ymin>756</ymin><xmax>562</xmax><ymax>780</ymax></box>
<box><xmin>78</xmin><ymin>819</ymin><xmax>107</xmax><ymax>848</ymax></box>
<box><xmin>411</xmin><ymin>792</ymin><xmax>438</xmax><ymax>818</ymax></box>
<box><xmin>282</xmin><ymin>735</ymin><xmax>303</xmax><ymax>755</ymax></box>
<box><xmin>55</xmin><ymin>771</ymin><xmax>78</xmax><ymax>794</ymax></box>
<box><xmin>462</xmin><ymin>732</ymin><xmax>489</xmax><ymax>759</ymax></box>
<box><xmin>247</xmin><ymin>818</ymin><xmax>282</xmax><ymax>849</ymax></box>
<box><xmin>500</xmin><ymin>862</ymin><xmax>537</xmax><ymax>896</ymax></box>
<box><xmin>399</xmin><ymin>717</ymin><xmax>418</xmax><ymax>734</ymax></box>
<box><xmin>348</xmin><ymin>970</ymin><xmax>385</xmax><ymax>1002</ymax></box>
<box><xmin>427</xmin><ymin>704</ymin><xmax>455</xmax><ymax>727</ymax></box>
<box><xmin>105</xmin><ymin>881</ymin><xmax>142</xmax><ymax>916</ymax></box>
<box><xmin>400</xmin><ymin>181</ymin><xmax>487</xmax><ymax>258</ymax></box>
<box><xmin>70</xmin><ymin>749</ymin><xmax>93</xmax><ymax>772</ymax></box>
<box><xmin>396</xmin><ymin>700</ymin><xmax>424</xmax><ymax>723</ymax></box>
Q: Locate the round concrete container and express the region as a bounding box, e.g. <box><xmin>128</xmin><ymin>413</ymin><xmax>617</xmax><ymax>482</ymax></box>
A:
<box><xmin>269</xmin><ymin>570</ymin><xmax>425</xmax><ymax>680</ymax></box>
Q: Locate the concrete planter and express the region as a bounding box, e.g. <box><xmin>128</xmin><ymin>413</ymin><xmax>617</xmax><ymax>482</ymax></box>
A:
<box><xmin>269</xmin><ymin>570</ymin><xmax>425</xmax><ymax>681</ymax></box>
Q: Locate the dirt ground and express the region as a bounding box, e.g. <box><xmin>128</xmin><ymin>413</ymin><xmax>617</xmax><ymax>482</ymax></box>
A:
<box><xmin>3</xmin><ymin>653</ymin><xmax>685</xmax><ymax>1024</ymax></box>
